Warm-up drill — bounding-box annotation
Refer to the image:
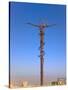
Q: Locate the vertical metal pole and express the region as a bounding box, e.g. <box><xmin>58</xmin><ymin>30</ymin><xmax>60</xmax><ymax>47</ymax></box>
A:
<box><xmin>40</xmin><ymin>28</ymin><xmax>44</xmax><ymax>86</ymax></box>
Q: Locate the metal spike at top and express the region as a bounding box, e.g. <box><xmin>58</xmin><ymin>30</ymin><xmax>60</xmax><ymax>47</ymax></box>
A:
<box><xmin>27</xmin><ymin>22</ymin><xmax>56</xmax><ymax>28</ymax></box>
<box><xmin>46</xmin><ymin>24</ymin><xmax>56</xmax><ymax>27</ymax></box>
<box><xmin>27</xmin><ymin>22</ymin><xmax>39</xmax><ymax>27</ymax></box>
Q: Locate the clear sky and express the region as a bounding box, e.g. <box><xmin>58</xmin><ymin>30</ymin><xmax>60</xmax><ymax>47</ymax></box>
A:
<box><xmin>10</xmin><ymin>2</ymin><xmax>66</xmax><ymax>85</ymax></box>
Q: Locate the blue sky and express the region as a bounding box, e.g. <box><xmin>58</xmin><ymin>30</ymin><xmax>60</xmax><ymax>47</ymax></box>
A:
<box><xmin>10</xmin><ymin>2</ymin><xmax>66</xmax><ymax>85</ymax></box>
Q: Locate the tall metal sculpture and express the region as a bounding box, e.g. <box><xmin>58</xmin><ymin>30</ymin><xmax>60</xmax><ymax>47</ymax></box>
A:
<box><xmin>27</xmin><ymin>22</ymin><xmax>55</xmax><ymax>86</ymax></box>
